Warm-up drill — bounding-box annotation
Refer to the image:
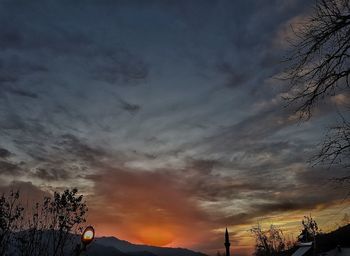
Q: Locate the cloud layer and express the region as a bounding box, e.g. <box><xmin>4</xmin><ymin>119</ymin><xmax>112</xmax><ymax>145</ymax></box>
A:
<box><xmin>0</xmin><ymin>1</ymin><xmax>349</xmax><ymax>255</ymax></box>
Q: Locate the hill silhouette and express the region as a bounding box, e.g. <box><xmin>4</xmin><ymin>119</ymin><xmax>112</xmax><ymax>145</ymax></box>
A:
<box><xmin>94</xmin><ymin>236</ymin><xmax>208</xmax><ymax>256</ymax></box>
<box><xmin>316</xmin><ymin>223</ymin><xmax>350</xmax><ymax>253</ymax></box>
<box><xmin>7</xmin><ymin>230</ymin><xmax>208</xmax><ymax>256</ymax></box>
<box><xmin>276</xmin><ymin>224</ymin><xmax>350</xmax><ymax>256</ymax></box>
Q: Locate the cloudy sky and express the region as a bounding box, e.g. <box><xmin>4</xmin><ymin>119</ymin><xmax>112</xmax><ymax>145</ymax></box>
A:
<box><xmin>0</xmin><ymin>0</ymin><xmax>349</xmax><ymax>255</ymax></box>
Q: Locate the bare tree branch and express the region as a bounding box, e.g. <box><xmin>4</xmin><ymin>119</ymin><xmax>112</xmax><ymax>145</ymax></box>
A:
<box><xmin>285</xmin><ymin>0</ymin><xmax>350</xmax><ymax>119</ymax></box>
<box><xmin>312</xmin><ymin>114</ymin><xmax>350</xmax><ymax>168</ymax></box>
<box><xmin>285</xmin><ymin>0</ymin><xmax>350</xmax><ymax>171</ymax></box>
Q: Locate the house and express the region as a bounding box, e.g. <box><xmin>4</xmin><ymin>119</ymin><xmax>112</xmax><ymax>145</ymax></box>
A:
<box><xmin>291</xmin><ymin>242</ymin><xmax>313</xmax><ymax>256</ymax></box>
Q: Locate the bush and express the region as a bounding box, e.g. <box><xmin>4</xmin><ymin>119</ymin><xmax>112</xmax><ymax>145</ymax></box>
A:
<box><xmin>0</xmin><ymin>188</ymin><xmax>88</xmax><ymax>256</ymax></box>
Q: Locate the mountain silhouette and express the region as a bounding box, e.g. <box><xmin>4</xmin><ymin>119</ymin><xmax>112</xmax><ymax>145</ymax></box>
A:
<box><xmin>85</xmin><ymin>243</ymin><xmax>128</xmax><ymax>256</ymax></box>
<box><xmin>94</xmin><ymin>236</ymin><xmax>208</xmax><ymax>256</ymax></box>
<box><xmin>6</xmin><ymin>230</ymin><xmax>208</xmax><ymax>256</ymax></box>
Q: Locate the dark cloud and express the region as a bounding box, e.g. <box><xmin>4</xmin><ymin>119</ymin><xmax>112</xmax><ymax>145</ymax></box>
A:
<box><xmin>0</xmin><ymin>74</ymin><xmax>17</xmax><ymax>83</ymax></box>
<box><xmin>188</xmin><ymin>159</ymin><xmax>218</xmax><ymax>174</ymax></box>
<box><xmin>175</xmin><ymin>158</ymin><xmax>349</xmax><ymax>228</ymax></box>
<box><xmin>0</xmin><ymin>160</ymin><xmax>22</xmax><ymax>175</ymax></box>
<box><xmin>119</xmin><ymin>99</ymin><xmax>141</xmax><ymax>114</ymax></box>
<box><xmin>0</xmin><ymin>55</ymin><xmax>48</xmax><ymax>77</ymax></box>
<box><xmin>6</xmin><ymin>88</ymin><xmax>39</xmax><ymax>99</ymax></box>
<box><xmin>216</xmin><ymin>62</ymin><xmax>250</xmax><ymax>88</ymax></box>
<box><xmin>33</xmin><ymin>167</ymin><xmax>71</xmax><ymax>181</ymax></box>
<box><xmin>0</xmin><ymin>55</ymin><xmax>47</xmax><ymax>100</ymax></box>
<box><xmin>18</xmin><ymin>132</ymin><xmax>110</xmax><ymax>182</ymax></box>
<box><xmin>0</xmin><ymin>180</ymin><xmax>50</xmax><ymax>204</ymax></box>
<box><xmin>0</xmin><ymin>24</ymin><xmax>23</xmax><ymax>50</ymax></box>
<box><xmin>90</xmin><ymin>49</ymin><xmax>149</xmax><ymax>85</ymax></box>
<box><xmin>199</xmin><ymin>108</ymin><xmax>300</xmax><ymax>158</ymax></box>
<box><xmin>0</xmin><ymin>148</ymin><xmax>12</xmax><ymax>158</ymax></box>
<box><xmin>58</xmin><ymin>134</ymin><xmax>107</xmax><ymax>165</ymax></box>
<box><xmin>0</xmin><ymin>122</ymin><xmax>110</xmax><ymax>182</ymax></box>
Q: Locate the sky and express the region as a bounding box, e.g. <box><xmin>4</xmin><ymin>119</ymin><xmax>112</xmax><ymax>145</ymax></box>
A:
<box><xmin>0</xmin><ymin>0</ymin><xmax>349</xmax><ymax>255</ymax></box>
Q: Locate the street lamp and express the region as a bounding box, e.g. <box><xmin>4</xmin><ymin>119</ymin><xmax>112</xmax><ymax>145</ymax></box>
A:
<box><xmin>75</xmin><ymin>226</ymin><xmax>95</xmax><ymax>255</ymax></box>
<box><xmin>82</xmin><ymin>226</ymin><xmax>95</xmax><ymax>247</ymax></box>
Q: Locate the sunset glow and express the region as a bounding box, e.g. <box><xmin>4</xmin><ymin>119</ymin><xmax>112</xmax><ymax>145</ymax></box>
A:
<box><xmin>137</xmin><ymin>227</ymin><xmax>174</xmax><ymax>246</ymax></box>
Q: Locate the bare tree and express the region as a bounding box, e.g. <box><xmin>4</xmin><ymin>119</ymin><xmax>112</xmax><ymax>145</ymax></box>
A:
<box><xmin>0</xmin><ymin>191</ymin><xmax>24</xmax><ymax>255</ymax></box>
<box><xmin>285</xmin><ymin>0</ymin><xmax>350</xmax><ymax>168</ymax></box>
<box><xmin>286</xmin><ymin>0</ymin><xmax>350</xmax><ymax>116</ymax></box>
<box><xmin>312</xmin><ymin>114</ymin><xmax>350</xmax><ymax>168</ymax></box>
<box><xmin>250</xmin><ymin>224</ymin><xmax>288</xmax><ymax>256</ymax></box>
<box><xmin>298</xmin><ymin>215</ymin><xmax>319</xmax><ymax>243</ymax></box>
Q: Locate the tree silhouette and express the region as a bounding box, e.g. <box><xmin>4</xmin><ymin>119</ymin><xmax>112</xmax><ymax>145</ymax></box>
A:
<box><xmin>250</xmin><ymin>224</ymin><xmax>288</xmax><ymax>256</ymax></box>
<box><xmin>285</xmin><ymin>0</ymin><xmax>350</xmax><ymax>168</ymax></box>
<box><xmin>0</xmin><ymin>188</ymin><xmax>88</xmax><ymax>256</ymax></box>
<box><xmin>312</xmin><ymin>114</ymin><xmax>350</xmax><ymax>168</ymax></box>
<box><xmin>0</xmin><ymin>191</ymin><xmax>24</xmax><ymax>255</ymax></box>
<box><xmin>298</xmin><ymin>215</ymin><xmax>319</xmax><ymax>243</ymax></box>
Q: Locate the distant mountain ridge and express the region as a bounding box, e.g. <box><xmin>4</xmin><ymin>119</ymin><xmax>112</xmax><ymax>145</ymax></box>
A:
<box><xmin>6</xmin><ymin>230</ymin><xmax>208</xmax><ymax>256</ymax></box>
<box><xmin>92</xmin><ymin>236</ymin><xmax>208</xmax><ymax>256</ymax></box>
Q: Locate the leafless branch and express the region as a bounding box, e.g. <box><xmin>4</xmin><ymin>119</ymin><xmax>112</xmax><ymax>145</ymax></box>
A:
<box><xmin>285</xmin><ymin>0</ymin><xmax>350</xmax><ymax>119</ymax></box>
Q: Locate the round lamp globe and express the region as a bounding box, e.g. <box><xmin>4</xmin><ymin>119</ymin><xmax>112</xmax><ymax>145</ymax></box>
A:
<box><xmin>81</xmin><ymin>226</ymin><xmax>95</xmax><ymax>245</ymax></box>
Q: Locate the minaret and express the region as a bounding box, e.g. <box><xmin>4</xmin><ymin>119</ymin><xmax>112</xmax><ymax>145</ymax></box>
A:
<box><xmin>225</xmin><ymin>228</ymin><xmax>231</xmax><ymax>256</ymax></box>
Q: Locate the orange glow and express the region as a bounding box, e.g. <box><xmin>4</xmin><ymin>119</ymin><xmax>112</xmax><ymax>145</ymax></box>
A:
<box><xmin>86</xmin><ymin>168</ymin><xmax>350</xmax><ymax>255</ymax></box>
<box><xmin>137</xmin><ymin>227</ymin><xmax>174</xmax><ymax>246</ymax></box>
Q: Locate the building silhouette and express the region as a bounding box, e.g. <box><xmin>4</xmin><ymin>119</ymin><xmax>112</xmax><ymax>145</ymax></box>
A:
<box><xmin>225</xmin><ymin>228</ymin><xmax>230</xmax><ymax>256</ymax></box>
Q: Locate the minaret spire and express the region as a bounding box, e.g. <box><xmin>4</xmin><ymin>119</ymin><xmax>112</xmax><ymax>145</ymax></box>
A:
<box><xmin>225</xmin><ymin>228</ymin><xmax>231</xmax><ymax>256</ymax></box>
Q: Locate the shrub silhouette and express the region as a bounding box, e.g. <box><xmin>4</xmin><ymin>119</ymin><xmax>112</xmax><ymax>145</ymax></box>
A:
<box><xmin>0</xmin><ymin>188</ymin><xmax>88</xmax><ymax>256</ymax></box>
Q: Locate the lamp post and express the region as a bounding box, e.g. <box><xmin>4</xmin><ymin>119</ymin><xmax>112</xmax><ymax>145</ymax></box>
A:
<box><xmin>75</xmin><ymin>226</ymin><xmax>95</xmax><ymax>256</ymax></box>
